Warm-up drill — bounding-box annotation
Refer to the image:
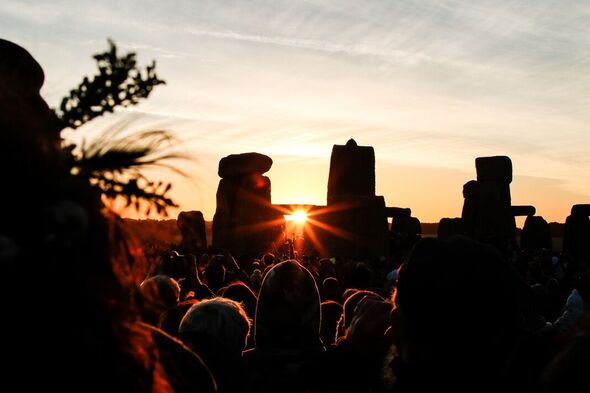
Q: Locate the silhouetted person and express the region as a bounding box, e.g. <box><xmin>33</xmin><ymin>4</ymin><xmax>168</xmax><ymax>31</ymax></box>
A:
<box><xmin>392</xmin><ymin>236</ymin><xmax>528</xmax><ymax>392</ymax></box>
<box><xmin>179</xmin><ymin>297</ymin><xmax>251</xmax><ymax>393</ymax></box>
<box><xmin>0</xmin><ymin>39</ymin><xmax>216</xmax><ymax>392</ymax></box>
<box><xmin>320</xmin><ymin>300</ymin><xmax>343</xmax><ymax>346</ymax></box>
<box><xmin>306</xmin><ymin>297</ymin><xmax>395</xmax><ymax>392</ymax></box>
<box><xmin>542</xmin><ymin>320</ymin><xmax>590</xmax><ymax>393</ymax></box>
<box><xmin>139</xmin><ymin>275</ymin><xmax>181</xmax><ymax>325</ymax></box>
<box><xmin>322</xmin><ymin>276</ymin><xmax>341</xmax><ymax>302</ymax></box>
<box><xmin>243</xmin><ymin>260</ymin><xmax>324</xmax><ymax>393</ymax></box>
<box><xmin>318</xmin><ymin>257</ymin><xmax>337</xmax><ymax>283</ymax></box>
<box><xmin>204</xmin><ymin>256</ymin><xmax>226</xmax><ymax>293</ymax></box>
<box><xmin>250</xmin><ymin>268</ymin><xmax>263</xmax><ymax>293</ymax></box>
<box><xmin>553</xmin><ymin>272</ymin><xmax>590</xmax><ymax>336</ymax></box>
<box><xmin>351</xmin><ymin>262</ymin><xmax>371</xmax><ymax>290</ymax></box>
<box><xmin>261</xmin><ymin>253</ymin><xmax>275</xmax><ymax>269</ymax></box>
<box><xmin>221</xmin><ymin>281</ymin><xmax>258</xmax><ymax>320</ymax></box>
<box><xmin>158</xmin><ymin>299</ymin><xmax>198</xmax><ymax>337</ymax></box>
<box><xmin>337</xmin><ymin>289</ymin><xmax>384</xmax><ymax>341</ymax></box>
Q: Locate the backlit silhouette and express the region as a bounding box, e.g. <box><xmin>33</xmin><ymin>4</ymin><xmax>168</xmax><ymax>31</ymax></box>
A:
<box><xmin>2</xmin><ymin>35</ymin><xmax>588</xmax><ymax>393</ymax></box>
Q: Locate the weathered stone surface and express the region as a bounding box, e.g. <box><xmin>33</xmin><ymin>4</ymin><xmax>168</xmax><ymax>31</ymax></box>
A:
<box><xmin>461</xmin><ymin>181</ymin><xmax>479</xmax><ymax>237</ymax></box>
<box><xmin>476</xmin><ymin>156</ymin><xmax>512</xmax><ymax>183</ymax></box>
<box><xmin>213</xmin><ymin>170</ymin><xmax>281</xmax><ymax>257</ymax></box>
<box><xmin>461</xmin><ymin>198</ymin><xmax>477</xmax><ymax>238</ymax></box>
<box><xmin>215</xmin><ymin>175</ymin><xmax>271</xmax><ymax>213</ymax></box>
<box><xmin>520</xmin><ymin>216</ymin><xmax>552</xmax><ymax>251</ymax></box>
<box><xmin>461</xmin><ymin>157</ymin><xmax>518</xmax><ymax>255</ymax></box>
<box><xmin>391</xmin><ymin>216</ymin><xmax>422</xmax><ymax>236</ymax></box>
<box><xmin>462</xmin><ymin>180</ymin><xmax>479</xmax><ymax>199</ymax></box>
<box><xmin>385</xmin><ymin>207</ymin><xmax>411</xmax><ymax>218</ymax></box>
<box><xmin>511</xmin><ymin>205</ymin><xmax>536</xmax><ymax>217</ymax></box>
<box><xmin>327</xmin><ymin>139</ymin><xmax>375</xmax><ymax>202</ymax></box>
<box><xmin>390</xmin><ymin>215</ymin><xmax>422</xmax><ymax>263</ymax></box>
<box><xmin>563</xmin><ymin>213</ymin><xmax>590</xmax><ymax>262</ymax></box>
<box><xmin>475</xmin><ymin>181</ymin><xmax>515</xmax><ymax>244</ymax></box>
<box><xmin>177</xmin><ymin>211</ymin><xmax>207</xmax><ymax>252</ymax></box>
<box><xmin>218</xmin><ymin>152</ymin><xmax>272</xmax><ymax>178</ymax></box>
<box><xmin>571</xmin><ymin>204</ymin><xmax>590</xmax><ymax>217</ymax></box>
<box><xmin>438</xmin><ymin>217</ymin><xmax>465</xmax><ymax>239</ymax></box>
<box><xmin>317</xmin><ymin>195</ymin><xmax>389</xmax><ymax>260</ymax></box>
<box><xmin>477</xmin><ymin>182</ymin><xmax>511</xmax><ymax>207</ymax></box>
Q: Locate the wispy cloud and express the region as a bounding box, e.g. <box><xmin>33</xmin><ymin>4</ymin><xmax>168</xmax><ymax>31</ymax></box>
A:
<box><xmin>2</xmin><ymin>0</ymin><xmax>588</xmax><ymax>221</ymax></box>
<box><xmin>184</xmin><ymin>28</ymin><xmax>433</xmax><ymax>66</ymax></box>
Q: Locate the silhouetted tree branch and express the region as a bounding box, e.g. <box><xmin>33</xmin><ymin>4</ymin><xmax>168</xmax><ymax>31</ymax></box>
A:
<box><xmin>56</xmin><ymin>38</ymin><xmax>165</xmax><ymax>130</ymax></box>
<box><xmin>57</xmin><ymin>39</ymin><xmax>182</xmax><ymax>217</ymax></box>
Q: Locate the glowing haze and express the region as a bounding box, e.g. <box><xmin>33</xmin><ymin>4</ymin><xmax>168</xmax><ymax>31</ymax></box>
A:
<box><xmin>2</xmin><ymin>1</ymin><xmax>588</xmax><ymax>223</ymax></box>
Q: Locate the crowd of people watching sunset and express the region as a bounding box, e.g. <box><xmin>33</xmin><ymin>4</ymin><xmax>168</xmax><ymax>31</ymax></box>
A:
<box><xmin>136</xmin><ymin>238</ymin><xmax>589</xmax><ymax>393</ymax></box>
<box><xmin>1</xmin><ymin>38</ymin><xmax>588</xmax><ymax>393</ymax></box>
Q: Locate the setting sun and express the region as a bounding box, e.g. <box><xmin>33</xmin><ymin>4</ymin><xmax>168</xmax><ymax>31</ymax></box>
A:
<box><xmin>285</xmin><ymin>210</ymin><xmax>308</xmax><ymax>224</ymax></box>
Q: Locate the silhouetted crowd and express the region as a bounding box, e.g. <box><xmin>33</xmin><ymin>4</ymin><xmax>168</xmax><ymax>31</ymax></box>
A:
<box><xmin>136</xmin><ymin>237</ymin><xmax>589</xmax><ymax>393</ymax></box>
<box><xmin>1</xmin><ymin>38</ymin><xmax>588</xmax><ymax>393</ymax></box>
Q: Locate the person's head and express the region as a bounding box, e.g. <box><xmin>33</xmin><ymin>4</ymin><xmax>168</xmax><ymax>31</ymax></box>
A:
<box><xmin>250</xmin><ymin>260</ymin><xmax>261</xmax><ymax>273</ymax></box>
<box><xmin>320</xmin><ymin>300</ymin><xmax>343</xmax><ymax>346</ymax></box>
<box><xmin>254</xmin><ymin>260</ymin><xmax>322</xmax><ymax>350</ymax></box>
<box><xmin>158</xmin><ymin>299</ymin><xmax>197</xmax><ymax>337</ymax></box>
<box><xmin>179</xmin><ymin>297</ymin><xmax>251</xmax><ymax>355</ymax></box>
<box><xmin>342</xmin><ymin>287</ymin><xmax>360</xmax><ymax>303</ymax></box>
<box><xmin>250</xmin><ymin>269</ymin><xmax>263</xmax><ymax>292</ymax></box>
<box><xmin>351</xmin><ymin>262</ymin><xmax>371</xmax><ymax>289</ymax></box>
<box><xmin>262</xmin><ymin>253</ymin><xmax>275</xmax><ymax>267</ymax></box>
<box><xmin>322</xmin><ymin>277</ymin><xmax>340</xmax><ymax>302</ymax></box>
<box><xmin>319</xmin><ymin>257</ymin><xmax>336</xmax><ymax>278</ymax></box>
<box><xmin>338</xmin><ymin>289</ymin><xmax>384</xmax><ymax>338</ymax></box>
<box><xmin>0</xmin><ymin>39</ymin><xmax>60</xmax><ymax>156</ymax></box>
<box><xmin>204</xmin><ymin>258</ymin><xmax>226</xmax><ymax>293</ymax></box>
<box><xmin>141</xmin><ymin>275</ymin><xmax>181</xmax><ymax>307</ymax></box>
<box><xmin>221</xmin><ymin>281</ymin><xmax>258</xmax><ymax>319</ymax></box>
<box><xmin>139</xmin><ymin>275</ymin><xmax>181</xmax><ymax>324</ymax></box>
<box><xmin>394</xmin><ymin>236</ymin><xmax>526</xmax><ymax>381</ymax></box>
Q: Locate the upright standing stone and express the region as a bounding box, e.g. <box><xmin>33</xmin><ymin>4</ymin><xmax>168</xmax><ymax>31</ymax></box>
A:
<box><xmin>461</xmin><ymin>180</ymin><xmax>479</xmax><ymax>238</ymax></box>
<box><xmin>460</xmin><ymin>156</ymin><xmax>517</xmax><ymax>255</ymax></box>
<box><xmin>475</xmin><ymin>156</ymin><xmax>512</xmax><ymax>183</ymax></box>
<box><xmin>319</xmin><ymin>195</ymin><xmax>389</xmax><ymax>259</ymax></box>
<box><xmin>321</xmin><ymin>139</ymin><xmax>388</xmax><ymax>260</ymax></box>
<box><xmin>327</xmin><ymin>139</ymin><xmax>375</xmax><ymax>203</ymax></box>
<box><xmin>520</xmin><ymin>215</ymin><xmax>552</xmax><ymax>251</ymax></box>
<box><xmin>438</xmin><ymin>217</ymin><xmax>465</xmax><ymax>239</ymax></box>
<box><xmin>563</xmin><ymin>205</ymin><xmax>590</xmax><ymax>263</ymax></box>
<box><xmin>177</xmin><ymin>211</ymin><xmax>207</xmax><ymax>254</ymax></box>
<box><xmin>212</xmin><ymin>153</ymin><xmax>282</xmax><ymax>257</ymax></box>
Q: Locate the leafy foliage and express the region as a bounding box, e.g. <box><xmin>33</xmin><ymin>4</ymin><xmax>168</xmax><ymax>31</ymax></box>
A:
<box><xmin>57</xmin><ymin>40</ymin><xmax>183</xmax><ymax>217</ymax></box>
<box><xmin>72</xmin><ymin>127</ymin><xmax>186</xmax><ymax>216</ymax></box>
<box><xmin>56</xmin><ymin>39</ymin><xmax>165</xmax><ymax>130</ymax></box>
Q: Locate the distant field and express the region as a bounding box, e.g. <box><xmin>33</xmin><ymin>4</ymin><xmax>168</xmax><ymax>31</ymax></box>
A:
<box><xmin>123</xmin><ymin>218</ymin><xmax>213</xmax><ymax>250</ymax></box>
<box><xmin>122</xmin><ymin>219</ymin><xmax>564</xmax><ymax>253</ymax></box>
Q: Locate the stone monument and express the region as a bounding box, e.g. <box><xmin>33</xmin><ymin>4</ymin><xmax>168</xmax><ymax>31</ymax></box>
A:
<box><xmin>212</xmin><ymin>152</ymin><xmax>282</xmax><ymax>257</ymax></box>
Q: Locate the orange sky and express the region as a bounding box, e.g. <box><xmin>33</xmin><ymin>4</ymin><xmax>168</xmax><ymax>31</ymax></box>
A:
<box><xmin>4</xmin><ymin>1</ymin><xmax>588</xmax><ymax>223</ymax></box>
<box><xmin>119</xmin><ymin>147</ymin><xmax>586</xmax><ymax>225</ymax></box>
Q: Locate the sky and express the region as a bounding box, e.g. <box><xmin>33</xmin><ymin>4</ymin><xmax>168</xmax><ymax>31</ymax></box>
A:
<box><xmin>2</xmin><ymin>0</ymin><xmax>589</xmax><ymax>223</ymax></box>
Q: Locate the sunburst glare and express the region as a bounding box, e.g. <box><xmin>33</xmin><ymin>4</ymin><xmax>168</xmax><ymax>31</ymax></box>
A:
<box><xmin>284</xmin><ymin>209</ymin><xmax>308</xmax><ymax>223</ymax></box>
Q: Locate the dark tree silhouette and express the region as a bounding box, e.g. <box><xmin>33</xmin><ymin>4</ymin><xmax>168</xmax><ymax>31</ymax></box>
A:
<box><xmin>56</xmin><ymin>39</ymin><xmax>181</xmax><ymax>216</ymax></box>
<box><xmin>56</xmin><ymin>38</ymin><xmax>165</xmax><ymax>129</ymax></box>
